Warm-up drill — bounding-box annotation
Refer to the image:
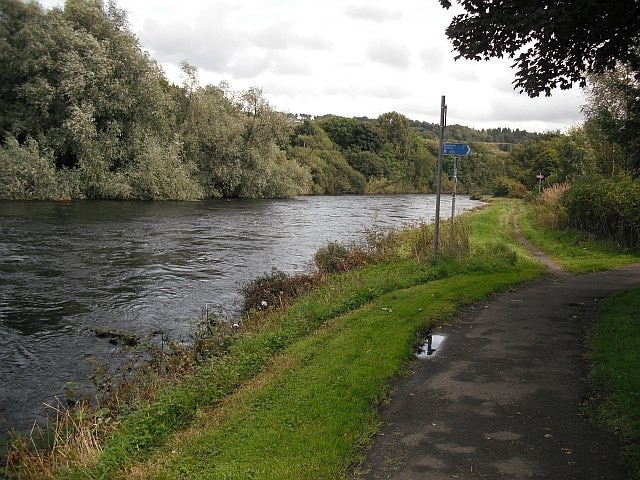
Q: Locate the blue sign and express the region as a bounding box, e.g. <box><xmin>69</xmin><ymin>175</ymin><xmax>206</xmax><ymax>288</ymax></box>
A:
<box><xmin>442</xmin><ymin>143</ymin><xmax>471</xmax><ymax>156</ymax></box>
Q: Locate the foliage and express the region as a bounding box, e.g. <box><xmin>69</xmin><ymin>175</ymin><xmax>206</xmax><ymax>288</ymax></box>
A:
<box><xmin>124</xmin><ymin>137</ymin><xmax>204</xmax><ymax>201</ymax></box>
<box><xmin>440</xmin><ymin>0</ymin><xmax>640</xmax><ymax>97</ymax></box>
<box><xmin>0</xmin><ymin>136</ymin><xmax>68</xmax><ymax>199</ymax></box>
<box><xmin>531</xmin><ymin>182</ymin><xmax>572</xmax><ymax>230</ymax></box>
<box><xmin>521</xmin><ymin>200</ymin><xmax>640</xmax><ymax>274</ymax></box>
<box><xmin>561</xmin><ymin>176</ymin><xmax>640</xmax><ymax>248</ymax></box>
<box><xmin>0</xmin><ymin>1</ymin><xmax>556</xmax><ymax>201</ymax></box>
<box><xmin>240</xmin><ymin>268</ymin><xmax>319</xmax><ymax>313</ymax></box>
<box><xmin>3</xmin><ymin>0</ymin><xmax>609</xmax><ymax>201</ymax></box>
<box><xmin>583</xmin><ymin>66</ymin><xmax>640</xmax><ymax>175</ymax></box>
<box><xmin>288</xmin><ymin>121</ymin><xmax>365</xmax><ymax>194</ymax></box>
<box><xmin>588</xmin><ymin>288</ymin><xmax>640</xmax><ymax>479</ymax></box>
<box><xmin>313</xmin><ymin>242</ymin><xmax>375</xmax><ymax>274</ymax></box>
<box><xmin>492</xmin><ymin>176</ymin><xmax>528</xmax><ymax>198</ymax></box>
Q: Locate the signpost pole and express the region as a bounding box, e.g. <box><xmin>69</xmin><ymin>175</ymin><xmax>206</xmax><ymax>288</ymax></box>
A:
<box><xmin>434</xmin><ymin>95</ymin><xmax>446</xmax><ymax>262</ymax></box>
<box><xmin>451</xmin><ymin>155</ymin><xmax>458</xmax><ymax>236</ymax></box>
<box><xmin>537</xmin><ymin>172</ymin><xmax>544</xmax><ymax>195</ymax></box>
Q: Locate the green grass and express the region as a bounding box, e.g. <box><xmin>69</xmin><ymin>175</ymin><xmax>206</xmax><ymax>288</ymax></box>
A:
<box><xmin>589</xmin><ymin>287</ymin><xmax>640</xmax><ymax>479</ymax></box>
<box><xmin>519</xmin><ymin>204</ymin><xmax>640</xmax><ymax>273</ymax></box>
<box><xmin>124</xmin><ymin>271</ymin><xmax>533</xmax><ymax>480</ymax></box>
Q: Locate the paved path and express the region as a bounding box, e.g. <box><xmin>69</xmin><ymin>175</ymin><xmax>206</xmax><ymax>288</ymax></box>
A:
<box><xmin>357</xmin><ymin>241</ymin><xmax>640</xmax><ymax>479</ymax></box>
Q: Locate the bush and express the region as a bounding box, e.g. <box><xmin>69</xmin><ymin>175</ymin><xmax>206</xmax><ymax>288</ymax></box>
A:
<box><xmin>241</xmin><ymin>268</ymin><xmax>318</xmax><ymax>312</ymax></box>
<box><xmin>0</xmin><ymin>136</ymin><xmax>69</xmax><ymax>200</ymax></box>
<box><xmin>492</xmin><ymin>176</ymin><xmax>528</xmax><ymax>198</ymax></box>
<box><xmin>313</xmin><ymin>242</ymin><xmax>375</xmax><ymax>274</ymax></box>
<box><xmin>561</xmin><ymin>176</ymin><xmax>640</xmax><ymax>248</ymax></box>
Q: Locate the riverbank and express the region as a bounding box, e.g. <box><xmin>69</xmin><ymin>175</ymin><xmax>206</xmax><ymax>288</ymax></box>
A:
<box><xmin>7</xmin><ymin>199</ymin><xmax>639</xmax><ymax>479</ymax></box>
<box><xmin>1</xmin><ymin>194</ymin><xmax>479</xmax><ymax>439</ymax></box>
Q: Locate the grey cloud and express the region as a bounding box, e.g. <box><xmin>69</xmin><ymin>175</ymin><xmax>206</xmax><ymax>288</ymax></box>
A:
<box><xmin>252</xmin><ymin>23</ymin><xmax>332</xmax><ymax>51</ymax></box>
<box><xmin>366</xmin><ymin>40</ymin><xmax>411</xmax><ymax>69</ymax></box>
<box><xmin>450</xmin><ymin>67</ymin><xmax>480</xmax><ymax>83</ymax></box>
<box><xmin>344</xmin><ymin>4</ymin><xmax>403</xmax><ymax>22</ymax></box>
<box><xmin>227</xmin><ymin>51</ymin><xmax>312</xmax><ymax>80</ymax></box>
<box><xmin>139</xmin><ymin>15</ymin><xmax>245</xmax><ymax>73</ymax></box>
<box><xmin>419</xmin><ymin>47</ymin><xmax>444</xmax><ymax>73</ymax></box>
<box><xmin>362</xmin><ymin>83</ymin><xmax>411</xmax><ymax>99</ymax></box>
<box><xmin>227</xmin><ymin>54</ymin><xmax>271</xmax><ymax>79</ymax></box>
<box><xmin>470</xmin><ymin>92</ymin><xmax>583</xmax><ymax>125</ymax></box>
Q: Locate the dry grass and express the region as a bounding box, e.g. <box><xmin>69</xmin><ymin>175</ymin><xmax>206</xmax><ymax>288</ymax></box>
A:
<box><xmin>534</xmin><ymin>182</ymin><xmax>572</xmax><ymax>230</ymax></box>
<box><xmin>4</xmin><ymin>398</ymin><xmax>114</xmax><ymax>479</ymax></box>
<box><xmin>3</xmin><ymin>320</ymin><xmax>239</xmax><ymax>479</ymax></box>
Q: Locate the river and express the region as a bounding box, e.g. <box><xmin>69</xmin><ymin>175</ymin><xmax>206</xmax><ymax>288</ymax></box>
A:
<box><xmin>0</xmin><ymin>194</ymin><xmax>482</xmax><ymax>440</ymax></box>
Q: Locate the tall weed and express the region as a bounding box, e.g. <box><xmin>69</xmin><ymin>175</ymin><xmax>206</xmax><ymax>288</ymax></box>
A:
<box><xmin>533</xmin><ymin>182</ymin><xmax>572</xmax><ymax>230</ymax></box>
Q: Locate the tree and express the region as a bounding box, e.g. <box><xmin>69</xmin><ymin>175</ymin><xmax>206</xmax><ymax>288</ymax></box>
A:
<box><xmin>583</xmin><ymin>65</ymin><xmax>640</xmax><ymax>174</ymax></box>
<box><xmin>439</xmin><ymin>0</ymin><xmax>640</xmax><ymax>96</ymax></box>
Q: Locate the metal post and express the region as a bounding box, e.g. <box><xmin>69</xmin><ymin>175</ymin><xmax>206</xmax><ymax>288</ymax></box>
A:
<box><xmin>434</xmin><ymin>96</ymin><xmax>446</xmax><ymax>262</ymax></box>
<box><xmin>451</xmin><ymin>155</ymin><xmax>458</xmax><ymax>237</ymax></box>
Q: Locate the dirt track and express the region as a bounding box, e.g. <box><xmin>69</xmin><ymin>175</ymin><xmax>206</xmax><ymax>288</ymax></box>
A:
<box><xmin>356</xmin><ymin>235</ymin><xmax>640</xmax><ymax>479</ymax></box>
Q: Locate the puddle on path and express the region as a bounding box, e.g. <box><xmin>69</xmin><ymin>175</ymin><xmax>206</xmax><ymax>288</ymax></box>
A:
<box><xmin>417</xmin><ymin>334</ymin><xmax>446</xmax><ymax>359</ymax></box>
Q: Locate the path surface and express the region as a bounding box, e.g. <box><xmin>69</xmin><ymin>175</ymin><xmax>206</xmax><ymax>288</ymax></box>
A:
<box><xmin>356</xmin><ymin>235</ymin><xmax>640</xmax><ymax>479</ymax></box>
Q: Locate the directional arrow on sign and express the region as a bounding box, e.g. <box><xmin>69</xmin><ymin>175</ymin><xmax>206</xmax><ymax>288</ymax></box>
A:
<box><xmin>442</xmin><ymin>143</ymin><xmax>471</xmax><ymax>156</ymax></box>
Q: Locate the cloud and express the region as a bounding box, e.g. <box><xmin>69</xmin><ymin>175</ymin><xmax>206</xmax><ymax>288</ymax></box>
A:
<box><xmin>38</xmin><ymin>0</ymin><xmax>585</xmax><ymax>132</ymax></box>
<box><xmin>420</xmin><ymin>47</ymin><xmax>445</xmax><ymax>74</ymax></box>
<box><xmin>251</xmin><ymin>23</ymin><xmax>332</xmax><ymax>51</ymax></box>
<box><xmin>365</xmin><ymin>39</ymin><xmax>412</xmax><ymax>69</ymax></box>
<box><xmin>140</xmin><ymin>10</ymin><xmax>246</xmax><ymax>73</ymax></box>
<box><xmin>344</xmin><ymin>4</ymin><xmax>403</xmax><ymax>22</ymax></box>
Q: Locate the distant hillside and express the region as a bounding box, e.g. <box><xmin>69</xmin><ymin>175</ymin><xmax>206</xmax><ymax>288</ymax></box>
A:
<box><xmin>308</xmin><ymin>114</ymin><xmax>544</xmax><ymax>146</ymax></box>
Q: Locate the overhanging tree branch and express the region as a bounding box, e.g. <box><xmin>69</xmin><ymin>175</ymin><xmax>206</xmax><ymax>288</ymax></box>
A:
<box><xmin>440</xmin><ymin>0</ymin><xmax>640</xmax><ymax>97</ymax></box>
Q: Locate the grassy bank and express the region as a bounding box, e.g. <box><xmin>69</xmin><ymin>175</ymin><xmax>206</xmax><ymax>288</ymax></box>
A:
<box><xmin>8</xmin><ymin>199</ymin><xmax>638</xmax><ymax>479</ymax></box>
<box><xmin>588</xmin><ymin>288</ymin><xmax>640</xmax><ymax>479</ymax></box>
<box><xmin>519</xmin><ymin>202</ymin><xmax>640</xmax><ymax>274</ymax></box>
<box><xmin>44</xmin><ymin>200</ymin><xmax>541</xmax><ymax>479</ymax></box>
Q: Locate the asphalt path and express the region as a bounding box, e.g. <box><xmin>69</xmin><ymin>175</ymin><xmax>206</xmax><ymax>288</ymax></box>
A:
<box><xmin>356</xmin><ymin>238</ymin><xmax>640</xmax><ymax>479</ymax></box>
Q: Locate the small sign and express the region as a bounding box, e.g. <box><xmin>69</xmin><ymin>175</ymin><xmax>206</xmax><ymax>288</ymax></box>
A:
<box><xmin>536</xmin><ymin>173</ymin><xmax>545</xmax><ymax>179</ymax></box>
<box><xmin>442</xmin><ymin>143</ymin><xmax>471</xmax><ymax>156</ymax></box>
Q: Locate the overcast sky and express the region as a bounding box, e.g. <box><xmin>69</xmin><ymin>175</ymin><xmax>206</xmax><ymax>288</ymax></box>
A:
<box><xmin>39</xmin><ymin>0</ymin><xmax>586</xmax><ymax>133</ymax></box>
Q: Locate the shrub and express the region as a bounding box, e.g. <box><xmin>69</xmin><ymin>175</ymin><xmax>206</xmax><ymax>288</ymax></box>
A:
<box><xmin>313</xmin><ymin>242</ymin><xmax>374</xmax><ymax>274</ymax></box>
<box><xmin>240</xmin><ymin>268</ymin><xmax>318</xmax><ymax>312</ymax></box>
<box><xmin>0</xmin><ymin>136</ymin><xmax>68</xmax><ymax>200</ymax></box>
<box><xmin>492</xmin><ymin>176</ymin><xmax>528</xmax><ymax>198</ymax></box>
<box><xmin>561</xmin><ymin>176</ymin><xmax>640</xmax><ymax>248</ymax></box>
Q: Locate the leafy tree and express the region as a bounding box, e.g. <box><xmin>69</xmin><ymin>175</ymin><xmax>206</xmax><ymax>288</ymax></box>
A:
<box><xmin>440</xmin><ymin>0</ymin><xmax>640</xmax><ymax>96</ymax></box>
<box><xmin>351</xmin><ymin>121</ymin><xmax>386</xmax><ymax>153</ymax></box>
<box><xmin>510</xmin><ymin>137</ymin><xmax>563</xmax><ymax>187</ymax></box>
<box><xmin>345</xmin><ymin>150</ymin><xmax>386</xmax><ymax>179</ymax></box>
<box><xmin>318</xmin><ymin>117</ymin><xmax>357</xmax><ymax>150</ymax></box>
<box><xmin>377</xmin><ymin>112</ymin><xmax>412</xmax><ymax>157</ymax></box>
<box><xmin>583</xmin><ymin>66</ymin><xmax>640</xmax><ymax>175</ymax></box>
<box><xmin>288</xmin><ymin>121</ymin><xmax>364</xmax><ymax>194</ymax></box>
<box><xmin>319</xmin><ymin>117</ymin><xmax>386</xmax><ymax>154</ymax></box>
<box><xmin>0</xmin><ymin>136</ymin><xmax>65</xmax><ymax>199</ymax></box>
<box><xmin>554</xmin><ymin>128</ymin><xmax>597</xmax><ymax>181</ymax></box>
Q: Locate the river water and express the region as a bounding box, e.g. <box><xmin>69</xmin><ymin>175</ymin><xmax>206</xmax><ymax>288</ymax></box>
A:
<box><xmin>0</xmin><ymin>194</ymin><xmax>482</xmax><ymax>439</ymax></box>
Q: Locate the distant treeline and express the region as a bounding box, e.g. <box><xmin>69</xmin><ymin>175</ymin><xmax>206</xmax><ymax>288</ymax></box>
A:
<box><xmin>1</xmin><ymin>0</ymin><xmax>630</xmax><ymax>202</ymax></box>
